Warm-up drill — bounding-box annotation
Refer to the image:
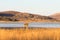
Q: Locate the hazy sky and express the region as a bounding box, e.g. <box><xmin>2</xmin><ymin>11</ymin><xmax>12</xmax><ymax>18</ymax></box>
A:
<box><xmin>0</xmin><ymin>0</ymin><xmax>60</xmax><ymax>16</ymax></box>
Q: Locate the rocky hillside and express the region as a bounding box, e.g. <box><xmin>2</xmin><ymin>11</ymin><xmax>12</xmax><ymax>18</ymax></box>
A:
<box><xmin>0</xmin><ymin>11</ymin><xmax>59</xmax><ymax>22</ymax></box>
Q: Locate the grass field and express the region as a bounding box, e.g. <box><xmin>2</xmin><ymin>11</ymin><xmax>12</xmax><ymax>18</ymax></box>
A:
<box><xmin>0</xmin><ymin>28</ymin><xmax>60</xmax><ymax>40</ymax></box>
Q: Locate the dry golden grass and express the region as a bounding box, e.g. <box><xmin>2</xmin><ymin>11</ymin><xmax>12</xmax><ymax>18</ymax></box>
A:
<box><xmin>0</xmin><ymin>28</ymin><xmax>60</xmax><ymax>40</ymax></box>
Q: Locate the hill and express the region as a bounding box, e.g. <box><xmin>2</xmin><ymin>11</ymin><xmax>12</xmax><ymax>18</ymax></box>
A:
<box><xmin>50</xmin><ymin>13</ymin><xmax>60</xmax><ymax>20</ymax></box>
<box><xmin>0</xmin><ymin>11</ymin><xmax>59</xmax><ymax>22</ymax></box>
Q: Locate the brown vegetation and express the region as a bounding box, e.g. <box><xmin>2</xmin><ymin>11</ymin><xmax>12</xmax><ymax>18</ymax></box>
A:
<box><xmin>0</xmin><ymin>28</ymin><xmax>60</xmax><ymax>40</ymax></box>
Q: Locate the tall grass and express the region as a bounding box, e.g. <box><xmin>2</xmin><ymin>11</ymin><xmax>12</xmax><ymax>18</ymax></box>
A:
<box><xmin>0</xmin><ymin>28</ymin><xmax>60</xmax><ymax>40</ymax></box>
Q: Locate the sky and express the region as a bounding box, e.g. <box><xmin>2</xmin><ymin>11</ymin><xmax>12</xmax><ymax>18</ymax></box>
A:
<box><xmin>0</xmin><ymin>0</ymin><xmax>60</xmax><ymax>16</ymax></box>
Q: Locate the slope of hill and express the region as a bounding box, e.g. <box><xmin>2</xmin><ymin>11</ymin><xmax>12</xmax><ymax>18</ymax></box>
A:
<box><xmin>50</xmin><ymin>13</ymin><xmax>60</xmax><ymax>20</ymax></box>
<box><xmin>0</xmin><ymin>11</ymin><xmax>59</xmax><ymax>22</ymax></box>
